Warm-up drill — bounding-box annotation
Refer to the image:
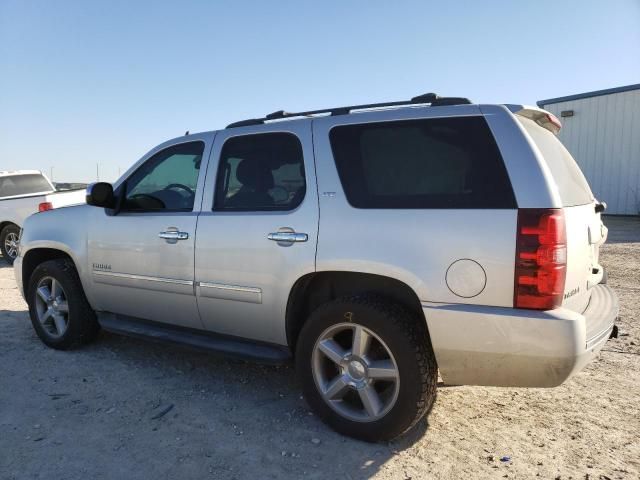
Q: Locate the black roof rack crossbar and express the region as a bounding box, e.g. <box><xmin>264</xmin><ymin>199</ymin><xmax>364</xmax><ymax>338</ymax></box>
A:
<box><xmin>226</xmin><ymin>93</ymin><xmax>471</xmax><ymax>128</ymax></box>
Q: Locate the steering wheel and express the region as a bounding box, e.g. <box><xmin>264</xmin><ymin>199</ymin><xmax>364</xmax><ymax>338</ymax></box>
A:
<box><xmin>128</xmin><ymin>193</ymin><xmax>166</xmax><ymax>209</ymax></box>
<box><xmin>164</xmin><ymin>183</ymin><xmax>195</xmax><ymax>196</ymax></box>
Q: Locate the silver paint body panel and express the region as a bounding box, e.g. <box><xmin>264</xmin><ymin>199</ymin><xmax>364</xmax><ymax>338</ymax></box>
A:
<box><xmin>311</xmin><ymin>105</ymin><xmax>518</xmax><ymax>308</ymax></box>
<box><xmin>194</xmin><ymin>120</ymin><xmax>319</xmax><ymax>344</ymax></box>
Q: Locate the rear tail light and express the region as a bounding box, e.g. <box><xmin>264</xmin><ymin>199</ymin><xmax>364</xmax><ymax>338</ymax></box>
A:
<box><xmin>38</xmin><ymin>202</ymin><xmax>53</xmax><ymax>212</ymax></box>
<box><xmin>514</xmin><ymin>209</ymin><xmax>567</xmax><ymax>310</ymax></box>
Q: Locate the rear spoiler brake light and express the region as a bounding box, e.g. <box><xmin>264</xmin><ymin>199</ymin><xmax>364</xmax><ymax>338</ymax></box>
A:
<box><xmin>504</xmin><ymin>105</ymin><xmax>562</xmax><ymax>134</ymax></box>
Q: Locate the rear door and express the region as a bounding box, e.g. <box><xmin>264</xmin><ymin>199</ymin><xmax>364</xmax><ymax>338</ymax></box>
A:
<box><xmin>195</xmin><ymin>121</ymin><xmax>318</xmax><ymax>345</ymax></box>
<box><xmin>517</xmin><ymin>115</ymin><xmax>603</xmax><ymax>314</ymax></box>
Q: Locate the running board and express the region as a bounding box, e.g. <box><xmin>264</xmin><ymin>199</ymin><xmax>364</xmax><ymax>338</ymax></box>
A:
<box><xmin>97</xmin><ymin>313</ymin><xmax>291</xmax><ymax>364</ymax></box>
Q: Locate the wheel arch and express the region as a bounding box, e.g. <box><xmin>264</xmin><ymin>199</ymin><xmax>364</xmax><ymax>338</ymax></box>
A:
<box><xmin>22</xmin><ymin>248</ymin><xmax>76</xmax><ymax>295</ymax></box>
<box><xmin>0</xmin><ymin>221</ymin><xmax>19</xmax><ymax>232</ymax></box>
<box><xmin>285</xmin><ymin>271</ymin><xmax>426</xmax><ymax>352</ymax></box>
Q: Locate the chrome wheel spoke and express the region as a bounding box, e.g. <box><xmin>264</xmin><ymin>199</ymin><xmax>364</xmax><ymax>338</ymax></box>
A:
<box><xmin>51</xmin><ymin>279</ymin><xmax>61</xmax><ymax>299</ymax></box>
<box><xmin>318</xmin><ymin>339</ymin><xmax>347</xmax><ymax>365</ymax></box>
<box><xmin>351</xmin><ymin>325</ymin><xmax>371</xmax><ymax>357</ymax></box>
<box><xmin>52</xmin><ymin>313</ymin><xmax>66</xmax><ymax>334</ymax></box>
<box><xmin>56</xmin><ymin>301</ymin><xmax>69</xmax><ymax>313</ymax></box>
<box><xmin>324</xmin><ymin>375</ymin><xmax>350</xmax><ymax>400</ymax></box>
<box><xmin>41</xmin><ymin>308</ymin><xmax>54</xmax><ymax>325</ymax></box>
<box><xmin>37</xmin><ymin>286</ymin><xmax>51</xmax><ymax>303</ymax></box>
<box><xmin>359</xmin><ymin>385</ymin><xmax>383</xmax><ymax>417</ymax></box>
<box><xmin>368</xmin><ymin>359</ymin><xmax>398</xmax><ymax>381</ymax></box>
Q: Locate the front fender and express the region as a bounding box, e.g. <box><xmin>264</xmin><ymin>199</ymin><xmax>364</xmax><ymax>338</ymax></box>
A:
<box><xmin>19</xmin><ymin>205</ymin><xmax>96</xmax><ymax>306</ymax></box>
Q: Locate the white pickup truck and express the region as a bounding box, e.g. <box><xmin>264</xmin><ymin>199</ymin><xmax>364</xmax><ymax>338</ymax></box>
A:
<box><xmin>0</xmin><ymin>170</ymin><xmax>85</xmax><ymax>264</ymax></box>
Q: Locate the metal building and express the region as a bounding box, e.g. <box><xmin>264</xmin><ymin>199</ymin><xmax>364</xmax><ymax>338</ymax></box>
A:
<box><xmin>538</xmin><ymin>84</ymin><xmax>640</xmax><ymax>215</ymax></box>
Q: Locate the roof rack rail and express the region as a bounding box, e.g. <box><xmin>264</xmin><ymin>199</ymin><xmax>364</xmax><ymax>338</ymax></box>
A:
<box><xmin>226</xmin><ymin>93</ymin><xmax>472</xmax><ymax>128</ymax></box>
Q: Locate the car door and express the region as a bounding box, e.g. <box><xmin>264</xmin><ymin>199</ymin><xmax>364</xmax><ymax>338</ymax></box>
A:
<box><xmin>87</xmin><ymin>135</ymin><xmax>213</xmax><ymax>329</ymax></box>
<box><xmin>195</xmin><ymin>121</ymin><xmax>318</xmax><ymax>345</ymax></box>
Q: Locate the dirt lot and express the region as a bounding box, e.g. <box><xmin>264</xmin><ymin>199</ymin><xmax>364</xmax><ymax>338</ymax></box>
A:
<box><xmin>1</xmin><ymin>216</ymin><xmax>638</xmax><ymax>480</ymax></box>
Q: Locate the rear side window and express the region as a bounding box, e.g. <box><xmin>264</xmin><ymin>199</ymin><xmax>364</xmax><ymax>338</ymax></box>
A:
<box><xmin>214</xmin><ymin>132</ymin><xmax>306</xmax><ymax>211</ymax></box>
<box><xmin>518</xmin><ymin>117</ymin><xmax>593</xmax><ymax>206</ymax></box>
<box><xmin>329</xmin><ymin>116</ymin><xmax>516</xmax><ymax>209</ymax></box>
<box><xmin>0</xmin><ymin>174</ymin><xmax>53</xmax><ymax>198</ymax></box>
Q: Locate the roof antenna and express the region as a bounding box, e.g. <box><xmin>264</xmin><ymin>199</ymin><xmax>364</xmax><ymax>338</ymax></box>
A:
<box><xmin>185</xmin><ymin>130</ymin><xmax>189</xmax><ymax>136</ymax></box>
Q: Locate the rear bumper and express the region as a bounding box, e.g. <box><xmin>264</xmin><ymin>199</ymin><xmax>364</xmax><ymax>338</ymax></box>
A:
<box><xmin>423</xmin><ymin>284</ymin><xmax>618</xmax><ymax>387</ymax></box>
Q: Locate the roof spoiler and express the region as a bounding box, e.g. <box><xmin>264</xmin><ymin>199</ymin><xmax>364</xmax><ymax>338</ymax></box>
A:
<box><xmin>504</xmin><ymin>104</ymin><xmax>562</xmax><ymax>135</ymax></box>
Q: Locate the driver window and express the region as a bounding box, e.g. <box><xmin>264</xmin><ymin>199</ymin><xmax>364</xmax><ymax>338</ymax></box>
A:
<box><xmin>122</xmin><ymin>141</ymin><xmax>204</xmax><ymax>212</ymax></box>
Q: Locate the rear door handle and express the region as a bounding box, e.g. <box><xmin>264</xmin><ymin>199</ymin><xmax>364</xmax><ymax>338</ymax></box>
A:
<box><xmin>267</xmin><ymin>232</ymin><xmax>308</xmax><ymax>243</ymax></box>
<box><xmin>159</xmin><ymin>230</ymin><xmax>189</xmax><ymax>241</ymax></box>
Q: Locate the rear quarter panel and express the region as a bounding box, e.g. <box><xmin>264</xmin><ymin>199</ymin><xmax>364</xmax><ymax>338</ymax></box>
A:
<box><xmin>312</xmin><ymin>106</ymin><xmax>518</xmax><ymax>307</ymax></box>
<box><xmin>0</xmin><ymin>194</ymin><xmax>48</xmax><ymax>228</ymax></box>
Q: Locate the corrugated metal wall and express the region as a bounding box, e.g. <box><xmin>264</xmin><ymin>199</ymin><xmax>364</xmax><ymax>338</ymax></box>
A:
<box><xmin>542</xmin><ymin>89</ymin><xmax>640</xmax><ymax>215</ymax></box>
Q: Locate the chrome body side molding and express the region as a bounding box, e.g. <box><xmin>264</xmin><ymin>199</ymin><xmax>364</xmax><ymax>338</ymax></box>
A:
<box><xmin>197</xmin><ymin>281</ymin><xmax>262</xmax><ymax>304</ymax></box>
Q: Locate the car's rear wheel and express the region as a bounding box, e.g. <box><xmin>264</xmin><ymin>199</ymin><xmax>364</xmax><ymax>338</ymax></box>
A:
<box><xmin>0</xmin><ymin>224</ymin><xmax>20</xmax><ymax>265</ymax></box>
<box><xmin>27</xmin><ymin>259</ymin><xmax>100</xmax><ymax>350</ymax></box>
<box><xmin>296</xmin><ymin>295</ymin><xmax>438</xmax><ymax>442</ymax></box>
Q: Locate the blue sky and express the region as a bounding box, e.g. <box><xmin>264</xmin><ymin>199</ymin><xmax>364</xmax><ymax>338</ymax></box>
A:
<box><xmin>1</xmin><ymin>0</ymin><xmax>639</xmax><ymax>183</ymax></box>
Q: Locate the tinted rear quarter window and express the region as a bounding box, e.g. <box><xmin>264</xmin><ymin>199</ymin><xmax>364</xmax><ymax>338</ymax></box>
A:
<box><xmin>518</xmin><ymin>117</ymin><xmax>593</xmax><ymax>207</ymax></box>
<box><xmin>329</xmin><ymin>116</ymin><xmax>516</xmax><ymax>209</ymax></box>
<box><xmin>0</xmin><ymin>174</ymin><xmax>53</xmax><ymax>198</ymax></box>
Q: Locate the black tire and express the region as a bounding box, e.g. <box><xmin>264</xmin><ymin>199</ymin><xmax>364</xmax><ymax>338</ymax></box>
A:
<box><xmin>296</xmin><ymin>295</ymin><xmax>438</xmax><ymax>442</ymax></box>
<box><xmin>27</xmin><ymin>259</ymin><xmax>100</xmax><ymax>350</ymax></box>
<box><xmin>0</xmin><ymin>224</ymin><xmax>20</xmax><ymax>265</ymax></box>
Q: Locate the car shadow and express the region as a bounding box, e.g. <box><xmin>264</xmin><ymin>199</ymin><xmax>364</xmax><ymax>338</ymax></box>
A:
<box><xmin>0</xmin><ymin>309</ymin><xmax>432</xmax><ymax>479</ymax></box>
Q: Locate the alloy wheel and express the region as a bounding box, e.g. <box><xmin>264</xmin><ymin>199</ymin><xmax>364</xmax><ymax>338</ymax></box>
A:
<box><xmin>34</xmin><ymin>276</ymin><xmax>70</xmax><ymax>338</ymax></box>
<box><xmin>4</xmin><ymin>232</ymin><xmax>19</xmax><ymax>259</ymax></box>
<box><xmin>312</xmin><ymin>322</ymin><xmax>400</xmax><ymax>422</ymax></box>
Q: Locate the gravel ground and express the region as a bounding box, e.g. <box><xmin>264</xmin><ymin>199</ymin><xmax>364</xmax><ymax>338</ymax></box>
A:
<box><xmin>1</xmin><ymin>216</ymin><xmax>638</xmax><ymax>479</ymax></box>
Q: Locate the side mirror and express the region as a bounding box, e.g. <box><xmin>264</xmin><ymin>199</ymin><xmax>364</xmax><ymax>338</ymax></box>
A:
<box><xmin>86</xmin><ymin>182</ymin><xmax>115</xmax><ymax>208</ymax></box>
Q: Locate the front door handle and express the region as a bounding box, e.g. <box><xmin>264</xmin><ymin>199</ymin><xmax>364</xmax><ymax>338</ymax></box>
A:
<box><xmin>159</xmin><ymin>230</ymin><xmax>189</xmax><ymax>241</ymax></box>
<box><xmin>267</xmin><ymin>232</ymin><xmax>308</xmax><ymax>243</ymax></box>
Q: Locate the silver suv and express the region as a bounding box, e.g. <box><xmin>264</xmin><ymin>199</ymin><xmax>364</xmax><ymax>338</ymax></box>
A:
<box><xmin>15</xmin><ymin>94</ymin><xmax>618</xmax><ymax>441</ymax></box>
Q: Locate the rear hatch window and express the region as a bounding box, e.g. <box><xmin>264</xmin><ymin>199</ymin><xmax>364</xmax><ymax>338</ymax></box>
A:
<box><xmin>517</xmin><ymin>117</ymin><xmax>594</xmax><ymax>206</ymax></box>
<box><xmin>329</xmin><ymin>116</ymin><xmax>516</xmax><ymax>209</ymax></box>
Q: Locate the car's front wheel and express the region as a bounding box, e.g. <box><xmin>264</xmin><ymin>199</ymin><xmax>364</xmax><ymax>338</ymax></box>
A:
<box><xmin>0</xmin><ymin>224</ymin><xmax>20</xmax><ymax>265</ymax></box>
<box><xmin>296</xmin><ymin>295</ymin><xmax>438</xmax><ymax>442</ymax></box>
<box><xmin>27</xmin><ymin>259</ymin><xmax>100</xmax><ymax>350</ymax></box>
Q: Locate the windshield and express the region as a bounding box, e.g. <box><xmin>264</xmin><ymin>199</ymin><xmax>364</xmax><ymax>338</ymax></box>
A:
<box><xmin>0</xmin><ymin>174</ymin><xmax>54</xmax><ymax>198</ymax></box>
